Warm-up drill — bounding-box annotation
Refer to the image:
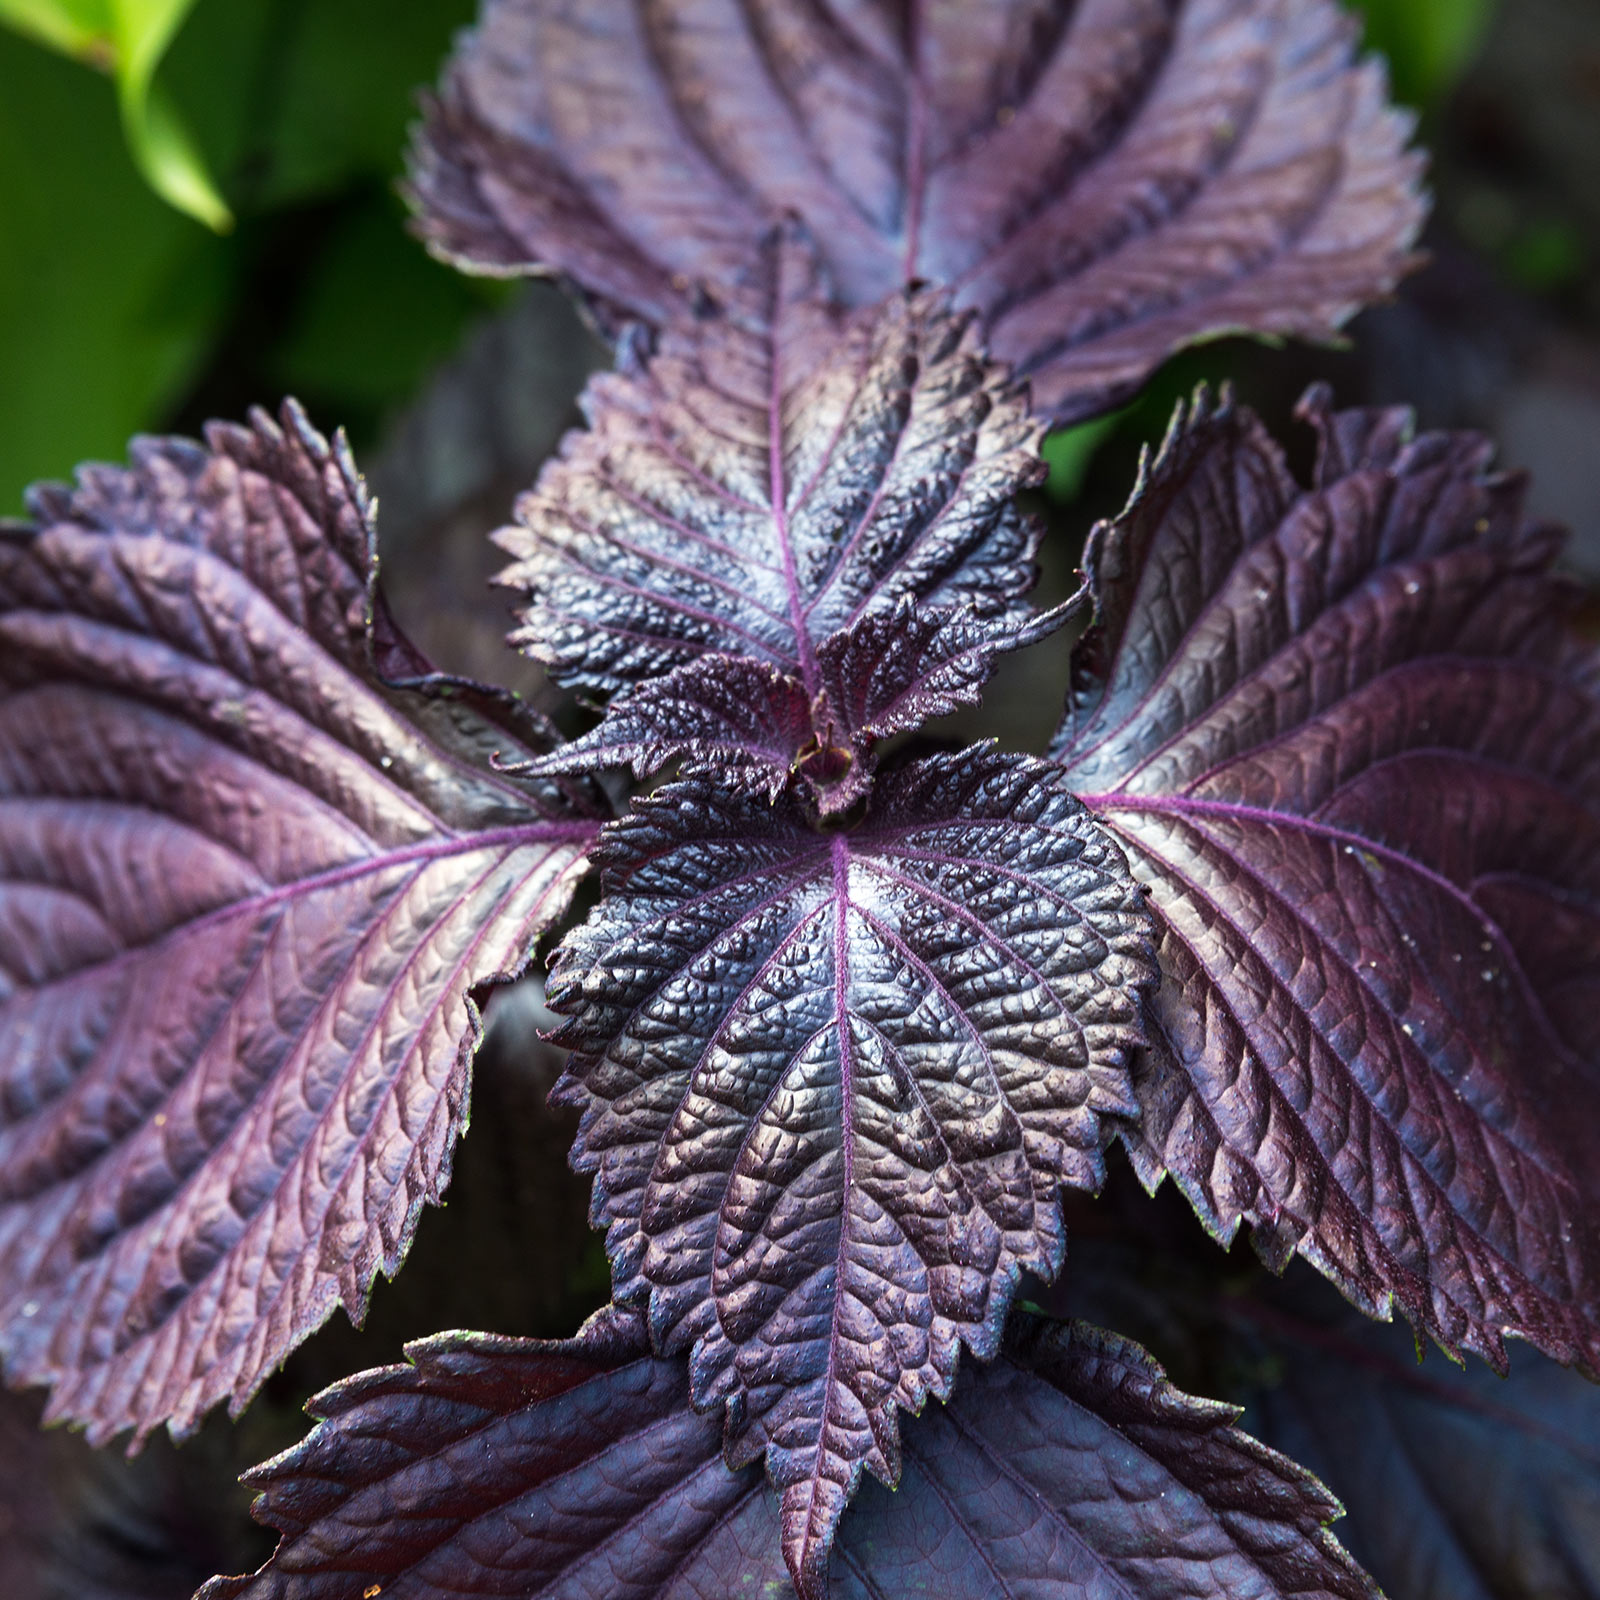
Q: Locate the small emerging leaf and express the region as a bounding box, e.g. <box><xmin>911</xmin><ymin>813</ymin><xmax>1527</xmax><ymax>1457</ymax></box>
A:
<box><xmin>410</xmin><ymin>0</ymin><xmax>1425</xmax><ymax>424</ymax></box>
<box><xmin>0</xmin><ymin>403</ymin><xmax>601</xmax><ymax>1445</ymax></box>
<box><xmin>542</xmin><ymin>597</ymin><xmax>1079</xmax><ymax>812</ymax></box>
<box><xmin>1054</xmin><ymin>384</ymin><xmax>1600</xmax><ymax>1374</ymax></box>
<box><xmin>498</xmin><ymin>233</ymin><xmax>1052</xmax><ymax>805</ymax></box>
<box><xmin>202</xmin><ymin>1306</ymin><xmax>1378</xmax><ymax>1600</ymax></box>
<box><xmin>546</xmin><ymin>747</ymin><xmax>1157</xmax><ymax>1591</ymax></box>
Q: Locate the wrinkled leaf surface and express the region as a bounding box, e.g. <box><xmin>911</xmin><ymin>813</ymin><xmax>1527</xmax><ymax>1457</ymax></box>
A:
<box><xmin>546</xmin><ymin>748</ymin><xmax>1156</xmax><ymax>1589</ymax></box>
<box><xmin>544</xmin><ymin>598</ymin><xmax>1075</xmax><ymax>808</ymax></box>
<box><xmin>1053</xmin><ymin>385</ymin><xmax>1600</xmax><ymax>1373</ymax></box>
<box><xmin>203</xmin><ymin>1305</ymin><xmax>1377</xmax><ymax>1600</ymax></box>
<box><xmin>498</xmin><ymin>235</ymin><xmax>1050</xmax><ymax>802</ymax></box>
<box><xmin>0</xmin><ymin>404</ymin><xmax>600</xmax><ymax>1444</ymax></box>
<box><xmin>411</xmin><ymin>0</ymin><xmax>1425</xmax><ymax>423</ymax></box>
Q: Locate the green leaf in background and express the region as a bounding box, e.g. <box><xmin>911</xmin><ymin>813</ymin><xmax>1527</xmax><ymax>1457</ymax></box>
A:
<box><xmin>270</xmin><ymin>189</ymin><xmax>495</xmax><ymax>416</ymax></box>
<box><xmin>1042</xmin><ymin>412</ymin><xmax>1124</xmax><ymax>504</ymax></box>
<box><xmin>1503</xmin><ymin>219</ymin><xmax>1588</xmax><ymax>295</ymax></box>
<box><xmin>0</xmin><ymin>0</ymin><xmax>492</xmax><ymax>513</ymax></box>
<box><xmin>0</xmin><ymin>26</ymin><xmax>225</xmax><ymax>509</ymax></box>
<box><xmin>0</xmin><ymin>0</ymin><xmax>229</xmax><ymax>228</ymax></box>
<box><xmin>236</xmin><ymin>0</ymin><xmax>478</xmax><ymax>207</ymax></box>
<box><xmin>112</xmin><ymin>0</ymin><xmax>230</xmax><ymax>229</ymax></box>
<box><xmin>1347</xmin><ymin>0</ymin><xmax>1497</xmax><ymax>109</ymax></box>
<box><xmin>0</xmin><ymin>0</ymin><xmax>104</xmax><ymax>55</ymax></box>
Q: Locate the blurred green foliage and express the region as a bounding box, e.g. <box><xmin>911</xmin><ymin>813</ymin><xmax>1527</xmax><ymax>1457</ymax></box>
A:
<box><xmin>1041</xmin><ymin>412</ymin><xmax>1124</xmax><ymax>506</ymax></box>
<box><xmin>0</xmin><ymin>0</ymin><xmax>227</xmax><ymax>227</ymax></box>
<box><xmin>0</xmin><ymin>25</ymin><xmax>219</xmax><ymax>509</ymax></box>
<box><xmin>1502</xmin><ymin>220</ymin><xmax>1588</xmax><ymax>296</ymax></box>
<box><xmin>0</xmin><ymin>0</ymin><xmax>1510</xmax><ymax>516</ymax></box>
<box><xmin>1346</xmin><ymin>0</ymin><xmax>1495</xmax><ymax>111</ymax></box>
<box><xmin>0</xmin><ymin>0</ymin><xmax>485</xmax><ymax>511</ymax></box>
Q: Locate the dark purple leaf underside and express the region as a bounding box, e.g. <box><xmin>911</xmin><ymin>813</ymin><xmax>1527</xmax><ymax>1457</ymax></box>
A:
<box><xmin>1245</xmin><ymin>1297</ymin><xmax>1600</xmax><ymax>1600</ymax></box>
<box><xmin>202</xmin><ymin>1306</ymin><xmax>1377</xmax><ymax>1600</ymax></box>
<box><xmin>0</xmin><ymin>405</ymin><xmax>600</xmax><ymax>1446</ymax></box>
<box><xmin>409</xmin><ymin>0</ymin><xmax>1424</xmax><ymax>423</ymax></box>
<box><xmin>1052</xmin><ymin>385</ymin><xmax>1600</xmax><ymax>1373</ymax></box>
<box><xmin>545</xmin><ymin>747</ymin><xmax>1157</xmax><ymax>1591</ymax></box>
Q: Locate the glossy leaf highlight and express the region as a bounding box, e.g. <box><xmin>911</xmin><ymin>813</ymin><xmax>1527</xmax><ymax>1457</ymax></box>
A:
<box><xmin>545</xmin><ymin>747</ymin><xmax>1156</xmax><ymax>1590</ymax></box>
<box><xmin>0</xmin><ymin>404</ymin><xmax>601</xmax><ymax>1445</ymax></box>
<box><xmin>498</xmin><ymin>235</ymin><xmax>1051</xmax><ymax>804</ymax></box>
<box><xmin>1053</xmin><ymin>384</ymin><xmax>1600</xmax><ymax>1373</ymax></box>
<box><xmin>204</xmin><ymin>1307</ymin><xmax>1377</xmax><ymax>1600</ymax></box>
<box><xmin>410</xmin><ymin>0</ymin><xmax>1425</xmax><ymax>423</ymax></box>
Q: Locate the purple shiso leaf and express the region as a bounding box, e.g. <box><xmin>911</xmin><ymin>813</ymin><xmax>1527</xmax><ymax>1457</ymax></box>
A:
<box><xmin>1241</xmin><ymin>1293</ymin><xmax>1600</xmax><ymax>1600</ymax></box>
<box><xmin>542</xmin><ymin>746</ymin><xmax>1158</xmax><ymax>1591</ymax></box>
<box><xmin>1052</xmin><ymin>383</ymin><xmax>1600</xmax><ymax>1373</ymax></box>
<box><xmin>0</xmin><ymin>403</ymin><xmax>603</xmax><ymax>1448</ymax></box>
<box><xmin>200</xmin><ymin>1305</ymin><xmax>1378</xmax><ymax>1600</ymax></box>
<box><xmin>530</xmin><ymin>594</ymin><xmax>1084</xmax><ymax>812</ymax></box>
<box><xmin>529</xmin><ymin>654</ymin><xmax>818</xmax><ymax>798</ymax></box>
<box><xmin>496</xmin><ymin>232</ymin><xmax>1044</xmax><ymax>694</ymax></box>
<box><xmin>495</xmin><ymin>229</ymin><xmax>1051</xmax><ymax>796</ymax></box>
<box><xmin>408</xmin><ymin>0</ymin><xmax>1426</xmax><ymax>425</ymax></box>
